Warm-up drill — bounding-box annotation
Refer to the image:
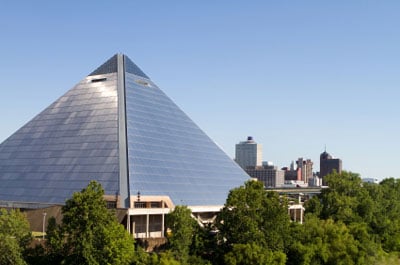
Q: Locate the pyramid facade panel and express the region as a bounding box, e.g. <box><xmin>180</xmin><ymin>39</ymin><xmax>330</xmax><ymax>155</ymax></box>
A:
<box><xmin>0</xmin><ymin>73</ymin><xmax>120</xmax><ymax>205</ymax></box>
<box><xmin>124</xmin><ymin>72</ymin><xmax>248</xmax><ymax>206</ymax></box>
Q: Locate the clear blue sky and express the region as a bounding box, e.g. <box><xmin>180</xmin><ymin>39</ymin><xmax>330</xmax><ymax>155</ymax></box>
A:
<box><xmin>0</xmin><ymin>1</ymin><xmax>399</xmax><ymax>180</ymax></box>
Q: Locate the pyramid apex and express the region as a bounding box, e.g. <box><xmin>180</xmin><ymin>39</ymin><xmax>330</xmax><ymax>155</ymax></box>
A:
<box><xmin>123</xmin><ymin>55</ymin><xmax>149</xmax><ymax>79</ymax></box>
<box><xmin>89</xmin><ymin>54</ymin><xmax>149</xmax><ymax>79</ymax></box>
<box><xmin>89</xmin><ymin>54</ymin><xmax>118</xmax><ymax>76</ymax></box>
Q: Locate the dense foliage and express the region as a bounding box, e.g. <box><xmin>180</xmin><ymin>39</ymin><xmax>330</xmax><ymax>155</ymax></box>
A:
<box><xmin>6</xmin><ymin>174</ymin><xmax>400</xmax><ymax>264</ymax></box>
<box><xmin>165</xmin><ymin>205</ymin><xmax>198</xmax><ymax>263</ymax></box>
<box><xmin>43</xmin><ymin>181</ymin><xmax>135</xmax><ymax>265</ymax></box>
<box><xmin>0</xmin><ymin>208</ymin><xmax>31</xmax><ymax>265</ymax></box>
<box><xmin>216</xmin><ymin>180</ymin><xmax>290</xmax><ymax>262</ymax></box>
<box><xmin>302</xmin><ymin>171</ymin><xmax>400</xmax><ymax>264</ymax></box>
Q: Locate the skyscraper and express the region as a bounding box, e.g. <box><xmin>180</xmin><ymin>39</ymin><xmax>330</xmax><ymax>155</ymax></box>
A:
<box><xmin>0</xmin><ymin>54</ymin><xmax>249</xmax><ymax>209</ymax></box>
<box><xmin>296</xmin><ymin>158</ymin><xmax>313</xmax><ymax>183</ymax></box>
<box><xmin>320</xmin><ymin>150</ymin><xmax>342</xmax><ymax>185</ymax></box>
<box><xmin>235</xmin><ymin>136</ymin><xmax>262</xmax><ymax>170</ymax></box>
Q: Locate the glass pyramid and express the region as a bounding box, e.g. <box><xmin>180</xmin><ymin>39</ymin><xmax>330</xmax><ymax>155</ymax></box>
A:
<box><xmin>0</xmin><ymin>54</ymin><xmax>249</xmax><ymax>208</ymax></box>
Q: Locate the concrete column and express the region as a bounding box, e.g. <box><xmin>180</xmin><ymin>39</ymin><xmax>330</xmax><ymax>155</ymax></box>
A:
<box><xmin>127</xmin><ymin>213</ymin><xmax>131</xmax><ymax>234</ymax></box>
<box><xmin>300</xmin><ymin>207</ymin><xmax>304</xmax><ymax>224</ymax></box>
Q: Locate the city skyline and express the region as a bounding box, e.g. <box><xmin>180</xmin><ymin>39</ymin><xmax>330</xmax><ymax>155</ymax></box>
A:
<box><xmin>1</xmin><ymin>2</ymin><xmax>400</xmax><ymax>180</ymax></box>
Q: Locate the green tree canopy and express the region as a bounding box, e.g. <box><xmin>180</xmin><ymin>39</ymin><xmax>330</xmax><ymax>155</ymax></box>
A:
<box><xmin>287</xmin><ymin>215</ymin><xmax>376</xmax><ymax>265</ymax></box>
<box><xmin>0</xmin><ymin>208</ymin><xmax>31</xmax><ymax>265</ymax></box>
<box><xmin>224</xmin><ymin>243</ymin><xmax>286</xmax><ymax>265</ymax></box>
<box><xmin>216</xmin><ymin>180</ymin><xmax>290</xmax><ymax>257</ymax></box>
<box><xmin>47</xmin><ymin>181</ymin><xmax>135</xmax><ymax>265</ymax></box>
<box><xmin>307</xmin><ymin>171</ymin><xmax>376</xmax><ymax>224</ymax></box>
<box><xmin>303</xmin><ymin>171</ymin><xmax>397</xmax><ymax>262</ymax></box>
<box><xmin>369</xmin><ymin>178</ymin><xmax>400</xmax><ymax>252</ymax></box>
<box><xmin>165</xmin><ymin>205</ymin><xmax>198</xmax><ymax>264</ymax></box>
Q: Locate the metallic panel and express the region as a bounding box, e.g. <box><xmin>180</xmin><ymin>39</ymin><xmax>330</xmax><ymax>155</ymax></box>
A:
<box><xmin>118</xmin><ymin>54</ymin><xmax>130</xmax><ymax>208</ymax></box>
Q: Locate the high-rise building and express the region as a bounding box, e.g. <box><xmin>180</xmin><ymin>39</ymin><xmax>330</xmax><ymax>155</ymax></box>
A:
<box><xmin>320</xmin><ymin>150</ymin><xmax>342</xmax><ymax>185</ymax></box>
<box><xmin>235</xmin><ymin>136</ymin><xmax>262</xmax><ymax>169</ymax></box>
<box><xmin>296</xmin><ymin>158</ymin><xmax>313</xmax><ymax>183</ymax></box>
<box><xmin>0</xmin><ymin>54</ymin><xmax>249</xmax><ymax>215</ymax></box>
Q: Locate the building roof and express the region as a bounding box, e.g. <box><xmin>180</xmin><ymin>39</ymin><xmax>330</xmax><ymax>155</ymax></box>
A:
<box><xmin>320</xmin><ymin>151</ymin><xmax>332</xmax><ymax>160</ymax></box>
<box><xmin>0</xmin><ymin>54</ymin><xmax>249</xmax><ymax>208</ymax></box>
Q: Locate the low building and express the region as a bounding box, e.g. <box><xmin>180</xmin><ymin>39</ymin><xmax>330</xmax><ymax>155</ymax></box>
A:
<box><xmin>362</xmin><ymin>178</ymin><xmax>379</xmax><ymax>184</ymax></box>
<box><xmin>245</xmin><ymin>163</ymin><xmax>285</xmax><ymax>188</ymax></box>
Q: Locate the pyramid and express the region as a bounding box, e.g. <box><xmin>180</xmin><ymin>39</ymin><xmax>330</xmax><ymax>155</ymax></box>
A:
<box><xmin>0</xmin><ymin>54</ymin><xmax>249</xmax><ymax>208</ymax></box>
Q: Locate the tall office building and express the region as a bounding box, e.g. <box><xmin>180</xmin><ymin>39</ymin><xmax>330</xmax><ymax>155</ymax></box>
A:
<box><xmin>0</xmin><ymin>54</ymin><xmax>249</xmax><ymax>209</ymax></box>
<box><xmin>296</xmin><ymin>158</ymin><xmax>313</xmax><ymax>183</ymax></box>
<box><xmin>320</xmin><ymin>150</ymin><xmax>342</xmax><ymax>185</ymax></box>
<box><xmin>235</xmin><ymin>136</ymin><xmax>262</xmax><ymax>169</ymax></box>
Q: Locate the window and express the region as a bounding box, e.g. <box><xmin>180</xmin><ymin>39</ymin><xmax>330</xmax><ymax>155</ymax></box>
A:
<box><xmin>106</xmin><ymin>201</ymin><xmax>117</xmax><ymax>209</ymax></box>
<box><xmin>135</xmin><ymin>79</ymin><xmax>151</xmax><ymax>87</ymax></box>
<box><xmin>134</xmin><ymin>202</ymin><xmax>146</xmax><ymax>208</ymax></box>
<box><xmin>91</xmin><ymin>78</ymin><xmax>107</xmax><ymax>83</ymax></box>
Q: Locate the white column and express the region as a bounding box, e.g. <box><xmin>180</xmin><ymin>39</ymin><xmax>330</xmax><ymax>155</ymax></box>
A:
<box><xmin>300</xmin><ymin>207</ymin><xmax>304</xmax><ymax>224</ymax></box>
<box><xmin>127</xmin><ymin>213</ymin><xmax>131</xmax><ymax>234</ymax></box>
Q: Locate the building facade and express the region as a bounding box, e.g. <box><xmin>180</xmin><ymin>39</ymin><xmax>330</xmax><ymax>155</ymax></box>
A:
<box><xmin>320</xmin><ymin>151</ymin><xmax>342</xmax><ymax>185</ymax></box>
<box><xmin>245</xmin><ymin>164</ymin><xmax>285</xmax><ymax>188</ymax></box>
<box><xmin>296</xmin><ymin>158</ymin><xmax>313</xmax><ymax>183</ymax></box>
<box><xmin>235</xmin><ymin>136</ymin><xmax>262</xmax><ymax>170</ymax></box>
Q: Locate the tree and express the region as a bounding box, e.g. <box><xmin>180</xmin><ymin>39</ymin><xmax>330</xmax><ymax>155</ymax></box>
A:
<box><xmin>303</xmin><ymin>171</ymin><xmax>387</xmax><ymax>262</ymax></box>
<box><xmin>47</xmin><ymin>181</ymin><xmax>135</xmax><ymax>265</ymax></box>
<box><xmin>166</xmin><ymin>205</ymin><xmax>198</xmax><ymax>264</ymax></box>
<box><xmin>287</xmin><ymin>215</ymin><xmax>363</xmax><ymax>265</ymax></box>
<box><xmin>0</xmin><ymin>208</ymin><xmax>32</xmax><ymax>265</ymax></box>
<box><xmin>216</xmin><ymin>180</ymin><xmax>290</xmax><ymax>252</ymax></box>
<box><xmin>224</xmin><ymin>243</ymin><xmax>286</xmax><ymax>265</ymax></box>
<box><xmin>315</xmin><ymin>171</ymin><xmax>376</xmax><ymax>224</ymax></box>
<box><xmin>369</xmin><ymin>178</ymin><xmax>400</xmax><ymax>252</ymax></box>
<box><xmin>215</xmin><ymin>180</ymin><xmax>290</xmax><ymax>265</ymax></box>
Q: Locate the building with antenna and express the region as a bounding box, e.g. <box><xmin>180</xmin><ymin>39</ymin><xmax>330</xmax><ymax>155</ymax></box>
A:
<box><xmin>320</xmin><ymin>149</ymin><xmax>342</xmax><ymax>185</ymax></box>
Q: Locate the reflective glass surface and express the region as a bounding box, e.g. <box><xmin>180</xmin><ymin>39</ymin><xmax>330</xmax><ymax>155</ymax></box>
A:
<box><xmin>125</xmin><ymin>72</ymin><xmax>249</xmax><ymax>206</ymax></box>
<box><xmin>124</xmin><ymin>56</ymin><xmax>149</xmax><ymax>79</ymax></box>
<box><xmin>0</xmin><ymin>54</ymin><xmax>249</xmax><ymax>207</ymax></box>
<box><xmin>89</xmin><ymin>54</ymin><xmax>148</xmax><ymax>78</ymax></box>
<box><xmin>89</xmin><ymin>54</ymin><xmax>118</xmax><ymax>76</ymax></box>
<box><xmin>0</xmin><ymin>73</ymin><xmax>120</xmax><ymax>204</ymax></box>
